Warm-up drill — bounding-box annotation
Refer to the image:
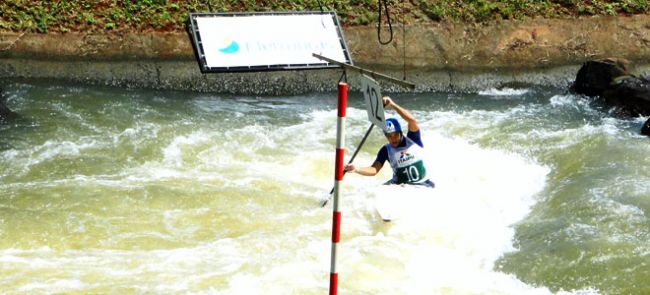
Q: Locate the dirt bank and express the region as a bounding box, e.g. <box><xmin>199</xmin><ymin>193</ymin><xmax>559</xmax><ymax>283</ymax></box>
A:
<box><xmin>1</xmin><ymin>15</ymin><xmax>650</xmax><ymax>94</ymax></box>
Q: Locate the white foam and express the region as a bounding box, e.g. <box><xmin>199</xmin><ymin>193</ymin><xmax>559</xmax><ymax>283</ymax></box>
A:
<box><xmin>1</xmin><ymin>101</ymin><xmax>609</xmax><ymax>294</ymax></box>
<box><xmin>112</xmin><ymin>122</ymin><xmax>161</xmax><ymax>144</ymax></box>
<box><xmin>49</xmin><ymin>101</ymin><xmax>103</xmax><ymax>133</ymax></box>
<box><xmin>29</xmin><ymin>140</ymin><xmax>96</xmax><ymax>165</ymax></box>
<box><xmin>162</xmin><ymin>208</ymin><xmax>208</xmax><ymax>237</ymax></box>
<box><xmin>162</xmin><ymin>132</ymin><xmax>213</xmax><ymax>167</ymax></box>
<box><xmin>479</xmin><ymin>88</ymin><xmax>530</xmax><ymax>97</ymax></box>
<box><xmin>0</xmin><ymin>239</ymin><xmax>247</xmax><ymax>293</ymax></box>
<box><xmin>17</xmin><ymin>279</ymin><xmax>85</xmax><ymax>293</ymax></box>
<box><xmin>550</xmin><ymin>94</ymin><xmax>587</xmax><ymax>108</ymax></box>
<box><xmin>332</xmin><ymin>130</ymin><xmax>555</xmax><ymax>294</ymax></box>
<box><xmin>0</xmin><ymin>139</ymin><xmax>105</xmax><ymax>180</ymax></box>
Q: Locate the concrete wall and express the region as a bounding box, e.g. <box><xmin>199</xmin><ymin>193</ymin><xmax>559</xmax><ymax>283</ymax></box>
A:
<box><xmin>1</xmin><ymin>15</ymin><xmax>650</xmax><ymax>94</ymax></box>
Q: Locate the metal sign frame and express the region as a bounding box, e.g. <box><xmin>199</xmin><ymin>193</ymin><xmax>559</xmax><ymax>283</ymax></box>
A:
<box><xmin>187</xmin><ymin>11</ymin><xmax>353</xmax><ymax>73</ymax></box>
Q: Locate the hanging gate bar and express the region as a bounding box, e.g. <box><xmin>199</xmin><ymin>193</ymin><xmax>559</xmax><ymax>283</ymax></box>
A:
<box><xmin>312</xmin><ymin>53</ymin><xmax>416</xmax><ymax>90</ymax></box>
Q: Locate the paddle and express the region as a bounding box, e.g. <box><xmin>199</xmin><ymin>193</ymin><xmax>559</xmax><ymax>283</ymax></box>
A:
<box><xmin>320</xmin><ymin>123</ymin><xmax>375</xmax><ymax>207</ymax></box>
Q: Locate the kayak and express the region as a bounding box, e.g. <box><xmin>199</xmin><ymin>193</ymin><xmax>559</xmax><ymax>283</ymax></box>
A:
<box><xmin>374</xmin><ymin>184</ymin><xmax>434</xmax><ymax>222</ymax></box>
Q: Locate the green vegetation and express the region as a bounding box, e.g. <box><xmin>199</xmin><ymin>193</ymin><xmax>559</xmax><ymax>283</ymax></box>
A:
<box><xmin>419</xmin><ymin>0</ymin><xmax>650</xmax><ymax>22</ymax></box>
<box><xmin>0</xmin><ymin>0</ymin><xmax>648</xmax><ymax>33</ymax></box>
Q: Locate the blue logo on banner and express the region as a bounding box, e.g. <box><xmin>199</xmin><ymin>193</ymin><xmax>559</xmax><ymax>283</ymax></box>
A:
<box><xmin>218</xmin><ymin>39</ymin><xmax>240</xmax><ymax>54</ymax></box>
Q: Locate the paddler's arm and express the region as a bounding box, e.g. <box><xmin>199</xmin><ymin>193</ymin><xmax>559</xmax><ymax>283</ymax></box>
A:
<box><xmin>344</xmin><ymin>161</ymin><xmax>383</xmax><ymax>176</ymax></box>
<box><xmin>383</xmin><ymin>96</ymin><xmax>419</xmax><ymax>132</ymax></box>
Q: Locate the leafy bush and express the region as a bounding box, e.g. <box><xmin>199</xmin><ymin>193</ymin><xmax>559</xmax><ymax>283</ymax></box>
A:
<box><xmin>0</xmin><ymin>0</ymin><xmax>648</xmax><ymax>33</ymax></box>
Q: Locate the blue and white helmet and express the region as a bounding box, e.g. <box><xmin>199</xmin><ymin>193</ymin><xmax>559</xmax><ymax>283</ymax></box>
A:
<box><xmin>384</xmin><ymin>118</ymin><xmax>402</xmax><ymax>134</ymax></box>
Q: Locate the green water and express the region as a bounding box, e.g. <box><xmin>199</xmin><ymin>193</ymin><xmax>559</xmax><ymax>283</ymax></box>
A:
<box><xmin>0</xmin><ymin>81</ymin><xmax>648</xmax><ymax>294</ymax></box>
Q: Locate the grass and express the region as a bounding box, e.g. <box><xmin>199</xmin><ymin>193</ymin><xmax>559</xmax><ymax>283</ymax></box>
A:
<box><xmin>0</xmin><ymin>0</ymin><xmax>648</xmax><ymax>33</ymax></box>
<box><xmin>419</xmin><ymin>0</ymin><xmax>650</xmax><ymax>22</ymax></box>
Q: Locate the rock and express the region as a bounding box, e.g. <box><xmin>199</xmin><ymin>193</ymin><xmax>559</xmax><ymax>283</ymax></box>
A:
<box><xmin>570</xmin><ymin>58</ymin><xmax>630</xmax><ymax>97</ymax></box>
<box><xmin>642</xmin><ymin>117</ymin><xmax>650</xmax><ymax>137</ymax></box>
<box><xmin>602</xmin><ymin>76</ymin><xmax>650</xmax><ymax>117</ymax></box>
<box><xmin>571</xmin><ymin>59</ymin><xmax>650</xmax><ymax>136</ymax></box>
<box><xmin>571</xmin><ymin>58</ymin><xmax>650</xmax><ymax>117</ymax></box>
<box><xmin>0</xmin><ymin>87</ymin><xmax>18</xmax><ymax>121</ymax></box>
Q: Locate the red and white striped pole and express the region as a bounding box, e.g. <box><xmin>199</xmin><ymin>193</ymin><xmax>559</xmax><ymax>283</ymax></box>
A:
<box><xmin>329</xmin><ymin>82</ymin><xmax>347</xmax><ymax>295</ymax></box>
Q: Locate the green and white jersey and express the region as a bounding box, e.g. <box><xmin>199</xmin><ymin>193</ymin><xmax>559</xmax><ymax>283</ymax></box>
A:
<box><xmin>386</xmin><ymin>136</ymin><xmax>428</xmax><ymax>184</ymax></box>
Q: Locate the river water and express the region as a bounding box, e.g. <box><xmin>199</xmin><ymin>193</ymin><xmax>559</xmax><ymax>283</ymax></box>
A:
<box><xmin>0</xmin><ymin>81</ymin><xmax>648</xmax><ymax>294</ymax></box>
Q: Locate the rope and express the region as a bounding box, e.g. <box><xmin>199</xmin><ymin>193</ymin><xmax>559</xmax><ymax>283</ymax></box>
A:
<box><xmin>402</xmin><ymin>0</ymin><xmax>406</xmax><ymax>80</ymax></box>
<box><xmin>338</xmin><ymin>70</ymin><xmax>348</xmax><ymax>84</ymax></box>
<box><xmin>377</xmin><ymin>0</ymin><xmax>394</xmax><ymax>45</ymax></box>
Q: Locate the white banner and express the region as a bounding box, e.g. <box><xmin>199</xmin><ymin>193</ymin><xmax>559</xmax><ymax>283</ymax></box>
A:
<box><xmin>194</xmin><ymin>13</ymin><xmax>349</xmax><ymax>69</ymax></box>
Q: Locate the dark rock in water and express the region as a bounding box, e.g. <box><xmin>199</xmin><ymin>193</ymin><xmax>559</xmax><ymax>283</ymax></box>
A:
<box><xmin>0</xmin><ymin>87</ymin><xmax>18</xmax><ymax>121</ymax></box>
<box><xmin>571</xmin><ymin>58</ymin><xmax>650</xmax><ymax>117</ymax></box>
<box><xmin>642</xmin><ymin>117</ymin><xmax>650</xmax><ymax>137</ymax></box>
<box><xmin>570</xmin><ymin>59</ymin><xmax>630</xmax><ymax>97</ymax></box>
<box><xmin>603</xmin><ymin>76</ymin><xmax>650</xmax><ymax>117</ymax></box>
<box><xmin>571</xmin><ymin>59</ymin><xmax>650</xmax><ymax>136</ymax></box>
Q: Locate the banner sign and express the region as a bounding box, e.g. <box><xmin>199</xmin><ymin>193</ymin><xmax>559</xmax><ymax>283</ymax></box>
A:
<box><xmin>360</xmin><ymin>75</ymin><xmax>386</xmax><ymax>131</ymax></box>
<box><xmin>188</xmin><ymin>11</ymin><xmax>353</xmax><ymax>72</ymax></box>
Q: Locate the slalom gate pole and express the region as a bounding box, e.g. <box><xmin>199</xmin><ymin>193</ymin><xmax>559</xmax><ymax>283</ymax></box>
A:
<box><xmin>329</xmin><ymin>82</ymin><xmax>347</xmax><ymax>295</ymax></box>
<box><xmin>321</xmin><ymin>123</ymin><xmax>374</xmax><ymax>208</ymax></box>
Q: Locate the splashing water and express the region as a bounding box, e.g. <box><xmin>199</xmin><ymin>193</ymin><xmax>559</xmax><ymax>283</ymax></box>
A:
<box><xmin>1</xmin><ymin>82</ymin><xmax>647</xmax><ymax>294</ymax></box>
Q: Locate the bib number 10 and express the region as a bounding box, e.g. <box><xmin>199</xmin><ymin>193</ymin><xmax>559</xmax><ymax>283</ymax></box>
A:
<box><xmin>401</xmin><ymin>166</ymin><xmax>420</xmax><ymax>182</ymax></box>
<box><xmin>397</xmin><ymin>161</ymin><xmax>425</xmax><ymax>184</ymax></box>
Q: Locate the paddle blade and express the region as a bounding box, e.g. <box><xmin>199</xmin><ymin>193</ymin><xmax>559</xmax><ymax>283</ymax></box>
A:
<box><xmin>319</xmin><ymin>195</ymin><xmax>331</xmax><ymax>207</ymax></box>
